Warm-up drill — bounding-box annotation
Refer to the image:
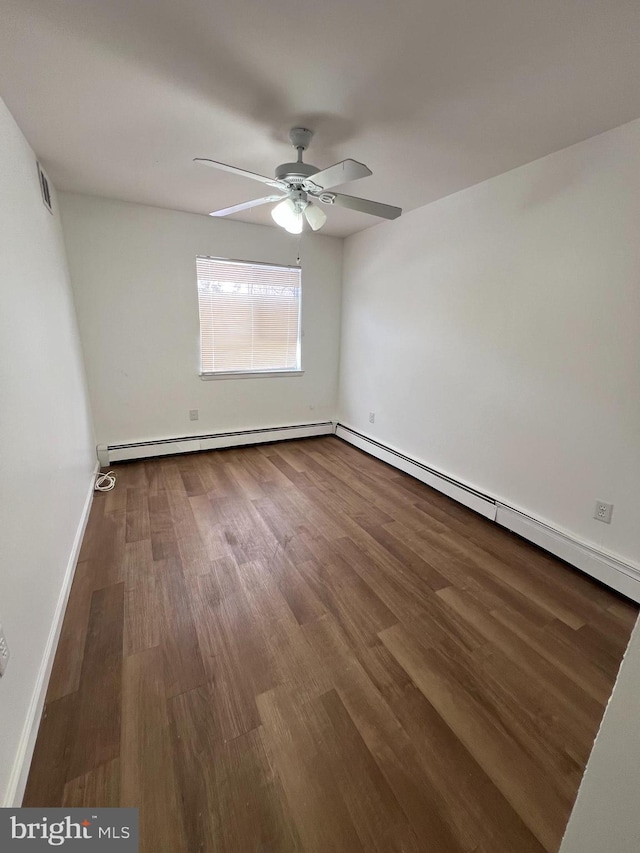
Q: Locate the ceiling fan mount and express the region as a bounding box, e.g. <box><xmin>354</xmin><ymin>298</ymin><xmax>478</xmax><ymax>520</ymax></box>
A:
<box><xmin>274</xmin><ymin>128</ymin><xmax>320</xmax><ymax>185</ymax></box>
<box><xmin>288</xmin><ymin>126</ymin><xmax>313</xmax><ymax>152</ymax></box>
<box><xmin>194</xmin><ymin>126</ymin><xmax>401</xmax><ymax>233</ymax></box>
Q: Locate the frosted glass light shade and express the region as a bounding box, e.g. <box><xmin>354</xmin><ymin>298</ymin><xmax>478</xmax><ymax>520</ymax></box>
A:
<box><xmin>304</xmin><ymin>203</ymin><xmax>327</xmax><ymax>231</ymax></box>
<box><xmin>271</xmin><ymin>198</ymin><xmax>303</xmax><ymax>234</ymax></box>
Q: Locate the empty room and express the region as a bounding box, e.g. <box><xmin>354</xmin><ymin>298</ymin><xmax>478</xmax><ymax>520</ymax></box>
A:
<box><xmin>1</xmin><ymin>1</ymin><xmax>639</xmax><ymax>851</ymax></box>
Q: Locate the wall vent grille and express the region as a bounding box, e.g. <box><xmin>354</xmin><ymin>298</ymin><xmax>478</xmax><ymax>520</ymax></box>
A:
<box><xmin>37</xmin><ymin>161</ymin><xmax>53</xmax><ymax>213</ymax></box>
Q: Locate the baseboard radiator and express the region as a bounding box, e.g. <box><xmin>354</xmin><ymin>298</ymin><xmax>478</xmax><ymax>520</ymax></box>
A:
<box><xmin>336</xmin><ymin>423</ymin><xmax>640</xmax><ymax>603</ymax></box>
<box><xmin>97</xmin><ymin>420</ymin><xmax>639</xmax><ymax>602</ymax></box>
<box><xmin>97</xmin><ymin>421</ymin><xmax>334</xmax><ymax>465</ymax></box>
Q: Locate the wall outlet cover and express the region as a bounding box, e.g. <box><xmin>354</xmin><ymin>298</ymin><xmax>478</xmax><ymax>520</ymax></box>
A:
<box><xmin>594</xmin><ymin>501</ymin><xmax>614</xmax><ymax>524</ymax></box>
<box><xmin>189</xmin><ymin>409</ymin><xmax>199</xmax><ymax>421</ymax></box>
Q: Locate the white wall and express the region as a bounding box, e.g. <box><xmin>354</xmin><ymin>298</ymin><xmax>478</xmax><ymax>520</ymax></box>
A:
<box><xmin>0</xmin><ymin>98</ymin><xmax>96</xmax><ymax>804</ymax></box>
<box><xmin>339</xmin><ymin>118</ymin><xmax>640</xmax><ymax>568</ymax></box>
<box><xmin>560</xmin><ymin>617</ymin><xmax>640</xmax><ymax>852</ymax></box>
<box><xmin>60</xmin><ymin>194</ymin><xmax>343</xmax><ymax>447</ymax></box>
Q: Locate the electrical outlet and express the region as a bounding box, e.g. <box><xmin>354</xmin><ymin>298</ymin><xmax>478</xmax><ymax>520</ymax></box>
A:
<box><xmin>189</xmin><ymin>409</ymin><xmax>199</xmax><ymax>421</ymax></box>
<box><xmin>0</xmin><ymin>624</ymin><xmax>10</xmax><ymax>677</ymax></box>
<box><xmin>369</xmin><ymin>412</ymin><xmax>375</xmax><ymax>424</ymax></box>
<box><xmin>594</xmin><ymin>501</ymin><xmax>614</xmax><ymax>524</ymax></box>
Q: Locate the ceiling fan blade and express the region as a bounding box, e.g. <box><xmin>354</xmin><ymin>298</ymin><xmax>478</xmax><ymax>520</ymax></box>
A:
<box><xmin>306</xmin><ymin>159</ymin><xmax>372</xmax><ymax>191</ymax></box>
<box><xmin>322</xmin><ymin>191</ymin><xmax>402</xmax><ymax>220</ymax></box>
<box><xmin>209</xmin><ymin>195</ymin><xmax>284</xmax><ymax>217</ymax></box>
<box><xmin>194</xmin><ymin>158</ymin><xmax>284</xmax><ymax>189</ymax></box>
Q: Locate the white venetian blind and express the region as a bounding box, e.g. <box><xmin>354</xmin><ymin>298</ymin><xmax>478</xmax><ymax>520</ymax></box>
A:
<box><xmin>196</xmin><ymin>256</ymin><xmax>302</xmax><ymax>374</ymax></box>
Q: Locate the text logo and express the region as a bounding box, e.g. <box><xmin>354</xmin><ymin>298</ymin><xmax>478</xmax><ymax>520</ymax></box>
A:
<box><xmin>0</xmin><ymin>809</ymin><xmax>138</xmax><ymax>850</ymax></box>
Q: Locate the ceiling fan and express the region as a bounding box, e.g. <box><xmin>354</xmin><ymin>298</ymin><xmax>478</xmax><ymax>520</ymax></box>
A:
<box><xmin>194</xmin><ymin>127</ymin><xmax>402</xmax><ymax>234</ymax></box>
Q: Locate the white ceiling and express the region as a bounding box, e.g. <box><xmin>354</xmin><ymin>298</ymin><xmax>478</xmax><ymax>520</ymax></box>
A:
<box><xmin>2</xmin><ymin>0</ymin><xmax>640</xmax><ymax>237</ymax></box>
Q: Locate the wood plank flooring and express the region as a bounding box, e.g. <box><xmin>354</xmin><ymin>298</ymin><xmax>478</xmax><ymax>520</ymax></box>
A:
<box><xmin>24</xmin><ymin>436</ymin><xmax>638</xmax><ymax>852</ymax></box>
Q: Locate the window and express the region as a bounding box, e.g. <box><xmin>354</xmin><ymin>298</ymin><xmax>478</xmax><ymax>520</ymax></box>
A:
<box><xmin>196</xmin><ymin>256</ymin><xmax>302</xmax><ymax>377</ymax></box>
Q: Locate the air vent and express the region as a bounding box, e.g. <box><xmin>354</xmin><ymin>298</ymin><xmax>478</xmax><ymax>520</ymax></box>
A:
<box><xmin>37</xmin><ymin>161</ymin><xmax>53</xmax><ymax>213</ymax></box>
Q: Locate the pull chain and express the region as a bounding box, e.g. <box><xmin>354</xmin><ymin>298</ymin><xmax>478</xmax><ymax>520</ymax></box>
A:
<box><xmin>296</xmin><ymin>233</ymin><xmax>302</xmax><ymax>266</ymax></box>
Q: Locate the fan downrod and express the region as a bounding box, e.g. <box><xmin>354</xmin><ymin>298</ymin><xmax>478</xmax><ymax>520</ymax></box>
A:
<box><xmin>275</xmin><ymin>127</ymin><xmax>319</xmax><ymax>184</ymax></box>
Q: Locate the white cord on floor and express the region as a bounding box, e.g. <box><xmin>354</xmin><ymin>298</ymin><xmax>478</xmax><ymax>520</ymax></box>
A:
<box><xmin>95</xmin><ymin>471</ymin><xmax>117</xmax><ymax>492</ymax></box>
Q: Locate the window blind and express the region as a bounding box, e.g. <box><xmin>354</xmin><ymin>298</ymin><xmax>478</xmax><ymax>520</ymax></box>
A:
<box><xmin>196</xmin><ymin>256</ymin><xmax>301</xmax><ymax>374</ymax></box>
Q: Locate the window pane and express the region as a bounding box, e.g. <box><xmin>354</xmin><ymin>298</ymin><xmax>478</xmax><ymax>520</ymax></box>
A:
<box><xmin>196</xmin><ymin>257</ymin><xmax>301</xmax><ymax>373</ymax></box>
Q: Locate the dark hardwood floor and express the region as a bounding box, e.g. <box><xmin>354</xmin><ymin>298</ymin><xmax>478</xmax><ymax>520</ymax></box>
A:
<box><xmin>24</xmin><ymin>436</ymin><xmax>638</xmax><ymax>852</ymax></box>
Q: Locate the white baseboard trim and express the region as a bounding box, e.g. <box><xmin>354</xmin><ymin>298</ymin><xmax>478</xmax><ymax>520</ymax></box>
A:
<box><xmin>336</xmin><ymin>423</ymin><xmax>640</xmax><ymax>603</ymax></box>
<box><xmin>335</xmin><ymin>424</ymin><xmax>497</xmax><ymax>520</ymax></box>
<box><xmin>99</xmin><ymin>421</ymin><xmax>335</xmax><ymax>464</ymax></box>
<box><xmin>496</xmin><ymin>504</ymin><xmax>640</xmax><ymax>603</ymax></box>
<box><xmin>3</xmin><ymin>465</ymin><xmax>98</xmax><ymax>807</ymax></box>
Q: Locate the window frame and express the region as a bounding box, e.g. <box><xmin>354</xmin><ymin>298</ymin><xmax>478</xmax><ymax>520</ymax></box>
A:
<box><xmin>196</xmin><ymin>255</ymin><xmax>304</xmax><ymax>380</ymax></box>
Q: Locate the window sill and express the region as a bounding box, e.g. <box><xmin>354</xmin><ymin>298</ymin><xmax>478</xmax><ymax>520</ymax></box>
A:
<box><xmin>199</xmin><ymin>370</ymin><xmax>305</xmax><ymax>381</ymax></box>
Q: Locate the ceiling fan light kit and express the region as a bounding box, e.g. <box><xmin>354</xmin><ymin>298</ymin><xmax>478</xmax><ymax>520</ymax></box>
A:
<box><xmin>196</xmin><ymin>127</ymin><xmax>401</xmax><ymax>233</ymax></box>
<box><xmin>271</xmin><ymin>196</ymin><xmax>304</xmax><ymax>234</ymax></box>
<box><xmin>271</xmin><ymin>189</ymin><xmax>328</xmax><ymax>234</ymax></box>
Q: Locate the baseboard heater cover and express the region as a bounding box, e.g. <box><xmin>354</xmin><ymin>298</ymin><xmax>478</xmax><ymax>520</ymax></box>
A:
<box><xmin>496</xmin><ymin>504</ymin><xmax>640</xmax><ymax>603</ymax></box>
<box><xmin>335</xmin><ymin>423</ymin><xmax>640</xmax><ymax>603</ymax></box>
<box><xmin>335</xmin><ymin>423</ymin><xmax>497</xmax><ymax>520</ymax></box>
<box><xmin>98</xmin><ymin>421</ymin><xmax>335</xmax><ymax>464</ymax></box>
